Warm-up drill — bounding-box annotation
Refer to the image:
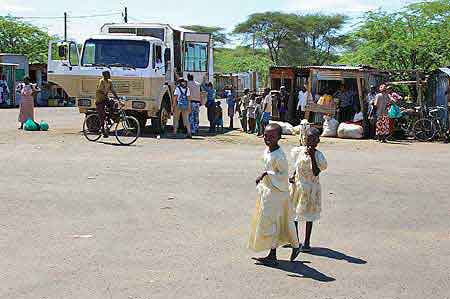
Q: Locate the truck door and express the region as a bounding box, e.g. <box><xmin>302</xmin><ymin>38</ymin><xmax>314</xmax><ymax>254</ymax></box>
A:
<box><xmin>182</xmin><ymin>32</ymin><xmax>212</xmax><ymax>83</ymax></box>
<box><xmin>47</xmin><ymin>40</ymin><xmax>80</xmax><ymax>75</ymax></box>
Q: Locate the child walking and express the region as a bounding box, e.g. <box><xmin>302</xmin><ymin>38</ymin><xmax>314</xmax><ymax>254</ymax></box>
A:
<box><xmin>289</xmin><ymin>127</ymin><xmax>327</xmax><ymax>253</ymax></box>
<box><xmin>249</xmin><ymin>123</ymin><xmax>300</xmax><ymax>264</ymax></box>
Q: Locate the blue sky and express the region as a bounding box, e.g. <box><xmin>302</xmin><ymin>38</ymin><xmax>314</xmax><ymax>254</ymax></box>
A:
<box><xmin>1</xmin><ymin>0</ymin><xmax>418</xmax><ymax>42</ymax></box>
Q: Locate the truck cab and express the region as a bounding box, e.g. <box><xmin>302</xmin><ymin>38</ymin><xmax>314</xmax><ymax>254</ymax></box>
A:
<box><xmin>47</xmin><ymin>23</ymin><xmax>213</xmax><ymax>133</ymax></box>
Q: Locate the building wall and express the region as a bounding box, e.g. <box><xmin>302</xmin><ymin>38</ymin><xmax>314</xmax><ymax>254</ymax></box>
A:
<box><xmin>0</xmin><ymin>54</ymin><xmax>29</xmax><ymax>80</ymax></box>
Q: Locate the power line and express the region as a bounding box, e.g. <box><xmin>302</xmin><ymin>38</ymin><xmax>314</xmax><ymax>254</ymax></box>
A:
<box><xmin>11</xmin><ymin>12</ymin><xmax>122</xmax><ymax>20</ymax></box>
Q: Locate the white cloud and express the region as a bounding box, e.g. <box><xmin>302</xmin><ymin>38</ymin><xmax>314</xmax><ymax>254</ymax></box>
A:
<box><xmin>0</xmin><ymin>0</ymin><xmax>34</xmax><ymax>13</ymax></box>
<box><xmin>284</xmin><ymin>0</ymin><xmax>378</xmax><ymax>13</ymax></box>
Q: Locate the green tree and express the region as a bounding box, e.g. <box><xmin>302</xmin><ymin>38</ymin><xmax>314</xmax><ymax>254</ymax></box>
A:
<box><xmin>233</xmin><ymin>12</ymin><xmax>298</xmax><ymax>64</ymax></box>
<box><xmin>278</xmin><ymin>14</ymin><xmax>347</xmax><ymax>66</ymax></box>
<box><xmin>340</xmin><ymin>0</ymin><xmax>450</xmax><ymax>72</ymax></box>
<box><xmin>214</xmin><ymin>47</ymin><xmax>273</xmax><ymax>86</ymax></box>
<box><xmin>182</xmin><ymin>25</ymin><xmax>229</xmax><ymax>47</ymax></box>
<box><xmin>0</xmin><ymin>16</ymin><xmax>54</xmax><ymax>64</ymax></box>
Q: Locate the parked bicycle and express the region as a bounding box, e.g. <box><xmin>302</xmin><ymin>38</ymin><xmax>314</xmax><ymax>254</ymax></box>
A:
<box><xmin>82</xmin><ymin>98</ymin><xmax>141</xmax><ymax>145</ymax></box>
<box><xmin>413</xmin><ymin>106</ymin><xmax>447</xmax><ymax>142</ymax></box>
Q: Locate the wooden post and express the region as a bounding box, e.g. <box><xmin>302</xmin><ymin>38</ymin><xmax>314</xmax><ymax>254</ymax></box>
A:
<box><xmin>416</xmin><ymin>70</ymin><xmax>422</xmax><ymax>106</ymax></box>
<box><xmin>305</xmin><ymin>70</ymin><xmax>314</xmax><ymax>121</ymax></box>
<box><xmin>356</xmin><ymin>72</ymin><xmax>367</xmax><ymax>136</ymax></box>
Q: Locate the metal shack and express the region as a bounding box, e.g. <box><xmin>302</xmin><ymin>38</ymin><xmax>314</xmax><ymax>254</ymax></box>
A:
<box><xmin>214</xmin><ymin>72</ymin><xmax>259</xmax><ymax>96</ymax></box>
<box><xmin>270</xmin><ymin>65</ymin><xmax>387</xmax><ymax>129</ymax></box>
<box><xmin>426</xmin><ymin>67</ymin><xmax>450</xmax><ymax>129</ymax></box>
<box><xmin>0</xmin><ymin>54</ymin><xmax>29</xmax><ymax>81</ymax></box>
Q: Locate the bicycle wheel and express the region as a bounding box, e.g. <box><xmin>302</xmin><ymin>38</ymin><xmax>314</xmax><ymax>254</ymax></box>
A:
<box><xmin>413</xmin><ymin>118</ymin><xmax>436</xmax><ymax>142</ymax></box>
<box><xmin>83</xmin><ymin>114</ymin><xmax>102</xmax><ymax>142</ymax></box>
<box><xmin>115</xmin><ymin>115</ymin><xmax>141</xmax><ymax>145</ymax></box>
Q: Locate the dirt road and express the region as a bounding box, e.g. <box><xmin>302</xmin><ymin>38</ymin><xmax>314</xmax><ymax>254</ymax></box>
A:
<box><xmin>0</xmin><ymin>108</ymin><xmax>449</xmax><ymax>299</ymax></box>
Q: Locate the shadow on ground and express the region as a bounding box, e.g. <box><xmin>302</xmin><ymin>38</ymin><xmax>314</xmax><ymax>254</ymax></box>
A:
<box><xmin>253</xmin><ymin>259</ymin><xmax>335</xmax><ymax>282</ymax></box>
<box><xmin>304</xmin><ymin>247</ymin><xmax>367</xmax><ymax>264</ymax></box>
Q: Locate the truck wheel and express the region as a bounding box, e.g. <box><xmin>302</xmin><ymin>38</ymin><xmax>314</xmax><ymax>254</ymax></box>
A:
<box><xmin>153</xmin><ymin>98</ymin><xmax>171</xmax><ymax>134</ymax></box>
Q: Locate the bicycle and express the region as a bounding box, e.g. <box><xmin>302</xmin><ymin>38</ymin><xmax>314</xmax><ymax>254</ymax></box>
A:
<box><xmin>82</xmin><ymin>98</ymin><xmax>141</xmax><ymax>145</ymax></box>
<box><xmin>413</xmin><ymin>106</ymin><xmax>447</xmax><ymax>142</ymax></box>
<box><xmin>388</xmin><ymin>106</ymin><xmax>423</xmax><ymax>140</ymax></box>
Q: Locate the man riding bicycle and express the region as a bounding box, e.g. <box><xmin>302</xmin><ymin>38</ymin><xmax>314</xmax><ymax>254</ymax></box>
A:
<box><xmin>96</xmin><ymin>71</ymin><xmax>119</xmax><ymax>137</ymax></box>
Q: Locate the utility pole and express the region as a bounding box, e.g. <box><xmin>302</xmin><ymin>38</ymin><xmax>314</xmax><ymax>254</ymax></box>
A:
<box><xmin>64</xmin><ymin>12</ymin><xmax>67</xmax><ymax>41</ymax></box>
<box><xmin>124</xmin><ymin>7</ymin><xmax>128</xmax><ymax>23</ymax></box>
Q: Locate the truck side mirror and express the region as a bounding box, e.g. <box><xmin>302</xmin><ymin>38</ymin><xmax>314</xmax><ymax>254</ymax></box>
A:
<box><xmin>58</xmin><ymin>45</ymin><xmax>68</xmax><ymax>59</ymax></box>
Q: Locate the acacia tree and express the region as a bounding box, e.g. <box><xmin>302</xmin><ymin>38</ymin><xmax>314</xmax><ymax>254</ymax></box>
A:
<box><xmin>182</xmin><ymin>25</ymin><xmax>229</xmax><ymax>47</ymax></box>
<box><xmin>296</xmin><ymin>14</ymin><xmax>348</xmax><ymax>65</ymax></box>
<box><xmin>340</xmin><ymin>0</ymin><xmax>450</xmax><ymax>72</ymax></box>
<box><xmin>233</xmin><ymin>12</ymin><xmax>298</xmax><ymax>64</ymax></box>
<box><xmin>278</xmin><ymin>14</ymin><xmax>347</xmax><ymax>66</ymax></box>
<box><xmin>0</xmin><ymin>16</ymin><xmax>53</xmax><ymax>63</ymax></box>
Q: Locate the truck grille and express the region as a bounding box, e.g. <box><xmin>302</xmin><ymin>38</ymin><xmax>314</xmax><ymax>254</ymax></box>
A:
<box><xmin>81</xmin><ymin>79</ymin><xmax>144</xmax><ymax>96</ymax></box>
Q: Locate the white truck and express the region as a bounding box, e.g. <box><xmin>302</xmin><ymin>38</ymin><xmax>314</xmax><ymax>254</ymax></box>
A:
<box><xmin>47</xmin><ymin>23</ymin><xmax>213</xmax><ymax>132</ymax></box>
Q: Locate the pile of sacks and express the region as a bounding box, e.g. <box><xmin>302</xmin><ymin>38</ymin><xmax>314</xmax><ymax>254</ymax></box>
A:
<box><xmin>321</xmin><ymin>114</ymin><xmax>364</xmax><ymax>139</ymax></box>
<box><xmin>269</xmin><ymin>121</ymin><xmax>294</xmax><ymax>135</ymax></box>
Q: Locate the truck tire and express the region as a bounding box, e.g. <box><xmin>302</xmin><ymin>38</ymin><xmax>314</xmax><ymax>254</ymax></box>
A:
<box><xmin>152</xmin><ymin>96</ymin><xmax>171</xmax><ymax>134</ymax></box>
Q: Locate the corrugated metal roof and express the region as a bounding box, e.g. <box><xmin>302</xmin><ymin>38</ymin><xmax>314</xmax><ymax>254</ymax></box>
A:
<box><xmin>438</xmin><ymin>68</ymin><xmax>450</xmax><ymax>76</ymax></box>
<box><xmin>300</xmin><ymin>65</ymin><xmax>376</xmax><ymax>72</ymax></box>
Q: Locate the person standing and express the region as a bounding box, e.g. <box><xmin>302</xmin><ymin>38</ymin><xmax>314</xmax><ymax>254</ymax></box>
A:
<box><xmin>297</xmin><ymin>85</ymin><xmax>310</xmax><ymax>122</ymax></box>
<box><xmin>247</xmin><ymin>93</ymin><xmax>257</xmax><ymax>134</ymax></box>
<box><xmin>225</xmin><ymin>86</ymin><xmax>236</xmax><ymax>130</ymax></box>
<box><xmin>172</xmin><ymin>78</ymin><xmax>192</xmax><ymax>138</ymax></box>
<box><xmin>0</xmin><ymin>75</ymin><xmax>9</xmax><ymax>105</ymax></box>
<box><xmin>261</xmin><ymin>88</ymin><xmax>272</xmax><ymax>134</ymax></box>
<box><xmin>239</xmin><ymin>88</ymin><xmax>250</xmax><ymax>132</ymax></box>
<box><xmin>337</xmin><ymin>85</ymin><xmax>354</xmax><ymax>122</ymax></box>
<box><xmin>202</xmin><ymin>81</ymin><xmax>216</xmax><ymax>133</ymax></box>
<box><xmin>367</xmin><ymin>85</ymin><xmax>378</xmax><ymax>139</ymax></box>
<box><xmin>278</xmin><ymin>86</ymin><xmax>289</xmax><ymax>122</ymax></box>
<box><xmin>95</xmin><ymin>71</ymin><xmax>119</xmax><ymax>137</ymax></box>
<box><xmin>289</xmin><ymin>127</ymin><xmax>327</xmax><ymax>253</ymax></box>
<box><xmin>17</xmin><ymin>77</ymin><xmax>40</xmax><ymax>130</ymax></box>
<box><xmin>187</xmin><ymin>74</ymin><xmax>201</xmax><ymax>135</ymax></box>
<box><xmin>249</xmin><ymin>123</ymin><xmax>300</xmax><ymax>264</ymax></box>
<box><xmin>374</xmin><ymin>84</ymin><xmax>391</xmax><ymax>143</ymax></box>
<box><xmin>254</xmin><ymin>96</ymin><xmax>263</xmax><ymax>136</ymax></box>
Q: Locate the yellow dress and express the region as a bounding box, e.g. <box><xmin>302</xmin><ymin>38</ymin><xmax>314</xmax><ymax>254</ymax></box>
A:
<box><xmin>248</xmin><ymin>148</ymin><xmax>300</xmax><ymax>252</ymax></box>
<box><xmin>289</xmin><ymin>147</ymin><xmax>328</xmax><ymax>222</ymax></box>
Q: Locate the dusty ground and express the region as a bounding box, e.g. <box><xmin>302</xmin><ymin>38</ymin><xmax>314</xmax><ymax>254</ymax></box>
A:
<box><xmin>0</xmin><ymin>107</ymin><xmax>449</xmax><ymax>299</ymax></box>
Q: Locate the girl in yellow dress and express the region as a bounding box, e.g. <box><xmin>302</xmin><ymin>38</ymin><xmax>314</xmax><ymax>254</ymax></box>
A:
<box><xmin>289</xmin><ymin>127</ymin><xmax>327</xmax><ymax>253</ymax></box>
<box><xmin>248</xmin><ymin>123</ymin><xmax>300</xmax><ymax>264</ymax></box>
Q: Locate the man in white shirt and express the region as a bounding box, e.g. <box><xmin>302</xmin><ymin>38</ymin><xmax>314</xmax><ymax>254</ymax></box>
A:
<box><xmin>261</xmin><ymin>88</ymin><xmax>272</xmax><ymax>134</ymax></box>
<box><xmin>187</xmin><ymin>74</ymin><xmax>202</xmax><ymax>135</ymax></box>
<box><xmin>172</xmin><ymin>78</ymin><xmax>192</xmax><ymax>138</ymax></box>
<box><xmin>297</xmin><ymin>85</ymin><xmax>310</xmax><ymax>122</ymax></box>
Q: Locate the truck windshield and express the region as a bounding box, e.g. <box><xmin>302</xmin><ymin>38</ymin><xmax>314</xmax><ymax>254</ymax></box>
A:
<box><xmin>81</xmin><ymin>39</ymin><xmax>150</xmax><ymax>69</ymax></box>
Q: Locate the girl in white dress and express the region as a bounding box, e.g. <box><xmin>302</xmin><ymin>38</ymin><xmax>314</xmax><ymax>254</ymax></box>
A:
<box><xmin>249</xmin><ymin>123</ymin><xmax>300</xmax><ymax>264</ymax></box>
<box><xmin>289</xmin><ymin>127</ymin><xmax>327</xmax><ymax>252</ymax></box>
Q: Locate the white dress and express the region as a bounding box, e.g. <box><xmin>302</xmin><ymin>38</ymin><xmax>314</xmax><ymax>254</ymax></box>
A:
<box><xmin>290</xmin><ymin>146</ymin><xmax>328</xmax><ymax>222</ymax></box>
<box><xmin>248</xmin><ymin>148</ymin><xmax>299</xmax><ymax>252</ymax></box>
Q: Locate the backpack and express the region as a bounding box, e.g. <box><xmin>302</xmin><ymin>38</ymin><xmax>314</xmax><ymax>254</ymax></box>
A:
<box><xmin>177</xmin><ymin>87</ymin><xmax>189</xmax><ymax>110</ymax></box>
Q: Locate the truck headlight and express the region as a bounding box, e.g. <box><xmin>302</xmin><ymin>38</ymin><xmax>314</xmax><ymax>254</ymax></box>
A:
<box><xmin>78</xmin><ymin>99</ymin><xmax>92</xmax><ymax>107</ymax></box>
<box><xmin>132</xmin><ymin>101</ymin><xmax>146</xmax><ymax>109</ymax></box>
